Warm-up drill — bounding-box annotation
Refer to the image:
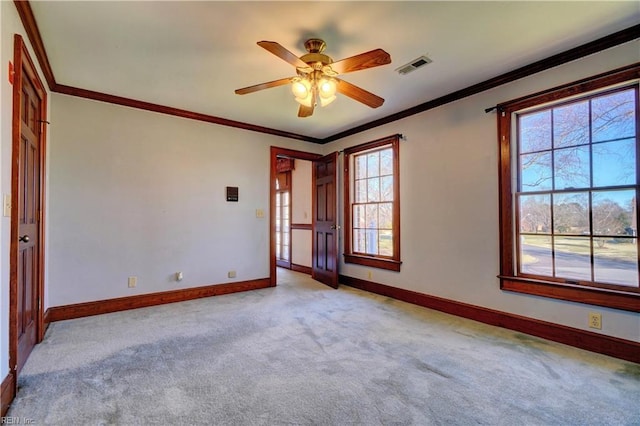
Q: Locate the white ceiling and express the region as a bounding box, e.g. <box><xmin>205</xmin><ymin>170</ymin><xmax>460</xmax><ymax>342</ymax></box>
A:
<box><xmin>30</xmin><ymin>1</ymin><xmax>640</xmax><ymax>140</ymax></box>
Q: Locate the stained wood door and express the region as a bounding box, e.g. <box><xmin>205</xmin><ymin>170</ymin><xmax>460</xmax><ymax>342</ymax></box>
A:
<box><xmin>14</xmin><ymin>46</ymin><xmax>44</xmax><ymax>373</ymax></box>
<box><xmin>312</xmin><ymin>152</ymin><xmax>338</xmax><ymax>288</ymax></box>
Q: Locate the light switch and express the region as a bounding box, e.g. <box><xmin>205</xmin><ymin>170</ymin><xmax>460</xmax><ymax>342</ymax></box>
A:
<box><xmin>256</xmin><ymin>209</ymin><xmax>265</xmax><ymax>218</ymax></box>
<box><xmin>3</xmin><ymin>194</ymin><xmax>11</xmax><ymax>217</ymax></box>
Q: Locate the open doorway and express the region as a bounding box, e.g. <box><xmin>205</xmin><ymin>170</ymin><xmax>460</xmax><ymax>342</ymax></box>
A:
<box><xmin>275</xmin><ymin>157</ymin><xmax>314</xmax><ymax>273</ymax></box>
<box><xmin>270</xmin><ymin>147</ymin><xmax>339</xmax><ymax>288</ymax></box>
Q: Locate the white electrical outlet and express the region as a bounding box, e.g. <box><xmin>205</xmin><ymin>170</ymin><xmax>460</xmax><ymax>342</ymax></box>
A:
<box><xmin>589</xmin><ymin>312</ymin><xmax>602</xmax><ymax>330</ymax></box>
<box><xmin>176</xmin><ymin>271</ymin><xmax>183</xmax><ymax>281</ymax></box>
<box><xmin>128</xmin><ymin>276</ymin><xmax>137</xmax><ymax>288</ymax></box>
<box><xmin>228</xmin><ymin>270</ymin><xmax>236</xmax><ymax>278</ymax></box>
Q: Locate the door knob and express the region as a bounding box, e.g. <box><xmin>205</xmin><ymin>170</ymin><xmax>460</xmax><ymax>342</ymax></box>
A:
<box><xmin>330</xmin><ymin>225</ymin><xmax>341</xmax><ymax>230</ymax></box>
<box><xmin>19</xmin><ymin>235</ymin><xmax>30</xmax><ymax>243</ymax></box>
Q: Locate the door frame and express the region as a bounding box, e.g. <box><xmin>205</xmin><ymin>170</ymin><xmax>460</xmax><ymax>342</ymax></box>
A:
<box><xmin>270</xmin><ymin>147</ymin><xmax>322</xmax><ymax>285</ymax></box>
<box><xmin>9</xmin><ymin>35</ymin><xmax>47</xmax><ymax>379</ymax></box>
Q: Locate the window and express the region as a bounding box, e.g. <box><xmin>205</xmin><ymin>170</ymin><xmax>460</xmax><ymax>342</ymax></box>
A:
<box><xmin>498</xmin><ymin>65</ymin><xmax>639</xmax><ymax>312</ymax></box>
<box><xmin>344</xmin><ymin>135</ymin><xmax>401</xmax><ymax>271</ymax></box>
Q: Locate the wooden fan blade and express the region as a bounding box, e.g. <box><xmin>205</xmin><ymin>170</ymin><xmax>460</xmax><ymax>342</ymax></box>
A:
<box><xmin>336</xmin><ymin>78</ymin><xmax>384</xmax><ymax>108</ymax></box>
<box><xmin>258</xmin><ymin>41</ymin><xmax>309</xmax><ymax>69</ymax></box>
<box><xmin>235</xmin><ymin>77</ymin><xmax>293</xmax><ymax>95</ymax></box>
<box><xmin>330</xmin><ymin>49</ymin><xmax>391</xmax><ymax>74</ymax></box>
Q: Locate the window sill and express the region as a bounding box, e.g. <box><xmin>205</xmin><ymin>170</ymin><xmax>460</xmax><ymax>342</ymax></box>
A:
<box><xmin>499</xmin><ymin>276</ymin><xmax>639</xmax><ymax>312</ymax></box>
<box><xmin>344</xmin><ymin>253</ymin><xmax>402</xmax><ymax>272</ymax></box>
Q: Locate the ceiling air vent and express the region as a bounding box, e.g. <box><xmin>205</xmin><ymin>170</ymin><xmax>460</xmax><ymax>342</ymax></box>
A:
<box><xmin>395</xmin><ymin>55</ymin><xmax>432</xmax><ymax>75</ymax></box>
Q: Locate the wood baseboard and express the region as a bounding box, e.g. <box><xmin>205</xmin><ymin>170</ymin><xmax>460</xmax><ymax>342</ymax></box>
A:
<box><xmin>48</xmin><ymin>278</ymin><xmax>272</xmax><ymax>322</ymax></box>
<box><xmin>42</xmin><ymin>308</ymin><xmax>51</xmax><ymax>338</ymax></box>
<box><xmin>339</xmin><ymin>275</ymin><xmax>640</xmax><ymax>364</ymax></box>
<box><xmin>1</xmin><ymin>372</ymin><xmax>15</xmax><ymax>417</ymax></box>
<box><xmin>291</xmin><ymin>264</ymin><xmax>312</xmax><ymax>275</ymax></box>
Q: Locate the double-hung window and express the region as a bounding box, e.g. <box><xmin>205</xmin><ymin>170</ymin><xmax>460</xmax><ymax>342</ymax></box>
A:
<box><xmin>498</xmin><ymin>65</ymin><xmax>639</xmax><ymax>311</ymax></box>
<box><xmin>344</xmin><ymin>134</ymin><xmax>401</xmax><ymax>271</ymax></box>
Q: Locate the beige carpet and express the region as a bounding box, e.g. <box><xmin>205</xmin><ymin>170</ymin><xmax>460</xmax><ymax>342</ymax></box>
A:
<box><xmin>8</xmin><ymin>269</ymin><xmax>640</xmax><ymax>425</ymax></box>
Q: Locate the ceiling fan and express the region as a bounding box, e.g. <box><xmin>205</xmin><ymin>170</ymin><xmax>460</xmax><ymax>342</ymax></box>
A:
<box><xmin>235</xmin><ymin>39</ymin><xmax>391</xmax><ymax>118</ymax></box>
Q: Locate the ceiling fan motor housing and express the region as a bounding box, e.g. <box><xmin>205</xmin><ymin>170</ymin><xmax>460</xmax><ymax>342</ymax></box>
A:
<box><xmin>304</xmin><ymin>38</ymin><xmax>326</xmax><ymax>53</ymax></box>
<box><xmin>300</xmin><ymin>38</ymin><xmax>333</xmax><ymax>71</ymax></box>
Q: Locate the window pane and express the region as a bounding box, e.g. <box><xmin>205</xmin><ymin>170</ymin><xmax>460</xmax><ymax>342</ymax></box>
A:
<box><xmin>553</xmin><ymin>192</ymin><xmax>589</xmax><ymax>235</ymax></box>
<box><xmin>593</xmin><ymin>190</ymin><xmax>635</xmax><ymax>236</ymax></box>
<box><xmin>554</xmin><ymin>236</ymin><xmax>592</xmax><ymax>281</ymax></box>
<box><xmin>593</xmin><ymin>138</ymin><xmax>636</xmax><ymax>187</ymax></box>
<box><xmin>592</xmin><ymin>89</ymin><xmax>636</xmax><ymax>143</ymax></box>
<box><xmin>379</xmin><ymin>203</ymin><xmax>393</xmax><ymax>230</ymax></box>
<box><xmin>367</xmin><ymin>152</ymin><xmax>379</xmax><ymax>178</ymax></box>
<box><xmin>355</xmin><ymin>228</ymin><xmax>379</xmax><ymax>255</ymax></box>
<box><xmin>520</xmin><ymin>234</ymin><xmax>552</xmax><ymax>276</ymax></box>
<box><xmin>380</xmin><ymin>148</ymin><xmax>393</xmax><ymax>175</ymax></box>
<box><xmin>356</xmin><ymin>155</ymin><xmax>367</xmax><ymax>179</ymax></box>
<box><xmin>367</xmin><ymin>178</ymin><xmax>380</xmax><ymax>202</ymax></box>
<box><xmin>365</xmin><ymin>229</ymin><xmax>378</xmax><ymax>255</ymax></box>
<box><xmin>520</xmin><ymin>151</ymin><xmax>552</xmax><ymax>191</ymax></box>
<box><xmin>365</xmin><ymin>204</ymin><xmax>379</xmax><ymax>229</ymax></box>
<box><xmin>379</xmin><ymin>230</ymin><xmax>393</xmax><ymax>256</ymax></box>
<box><xmin>353</xmin><ymin>229</ymin><xmax>366</xmax><ymax>253</ymax></box>
<box><xmin>594</xmin><ymin>238</ymin><xmax>638</xmax><ymax>287</ymax></box>
<box><xmin>520</xmin><ymin>110</ymin><xmax>551</xmax><ymax>153</ymax></box>
<box><xmin>356</xmin><ymin>179</ymin><xmax>367</xmax><ymax>203</ymax></box>
<box><xmin>519</xmin><ymin>194</ymin><xmax>551</xmax><ymax>234</ymax></box>
<box><xmin>553</xmin><ymin>100</ymin><xmax>589</xmax><ymax>148</ymax></box>
<box><xmin>553</xmin><ymin>145</ymin><xmax>590</xmax><ymax>190</ymax></box>
<box><xmin>380</xmin><ymin>176</ymin><xmax>393</xmax><ymax>202</ymax></box>
<box><xmin>354</xmin><ymin>204</ymin><xmax>366</xmax><ymax>228</ymax></box>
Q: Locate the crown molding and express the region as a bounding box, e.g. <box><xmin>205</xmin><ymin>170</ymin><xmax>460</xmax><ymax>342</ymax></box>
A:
<box><xmin>54</xmin><ymin>84</ymin><xmax>323</xmax><ymax>143</ymax></box>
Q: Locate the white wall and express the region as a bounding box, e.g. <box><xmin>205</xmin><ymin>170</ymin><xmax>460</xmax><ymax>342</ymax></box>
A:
<box><xmin>0</xmin><ymin>1</ymin><xmax>52</xmax><ymax>383</ymax></box>
<box><xmin>325</xmin><ymin>41</ymin><xmax>640</xmax><ymax>342</ymax></box>
<box><xmin>48</xmin><ymin>94</ymin><xmax>320</xmax><ymax>306</ymax></box>
<box><xmin>291</xmin><ymin>160</ymin><xmax>312</xmax><ymax>268</ymax></box>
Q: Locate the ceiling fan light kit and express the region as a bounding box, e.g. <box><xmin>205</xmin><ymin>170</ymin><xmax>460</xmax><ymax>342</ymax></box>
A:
<box><xmin>235</xmin><ymin>38</ymin><xmax>391</xmax><ymax>117</ymax></box>
<box><xmin>292</xmin><ymin>73</ymin><xmax>337</xmax><ymax>108</ymax></box>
